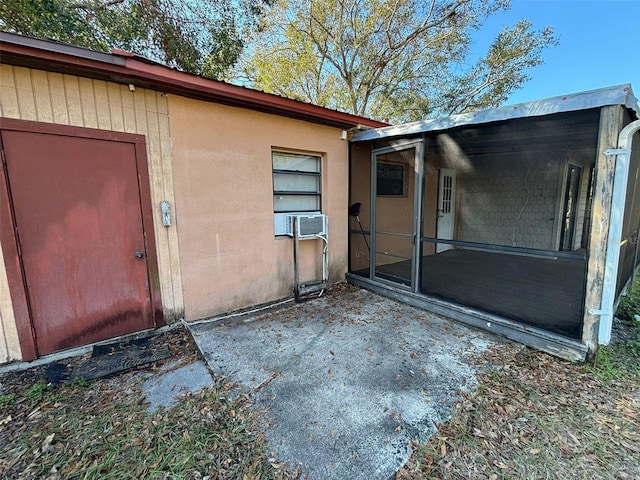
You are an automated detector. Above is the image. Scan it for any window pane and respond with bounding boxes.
[274,194,320,212]
[273,152,320,173]
[377,162,404,196]
[273,172,320,193]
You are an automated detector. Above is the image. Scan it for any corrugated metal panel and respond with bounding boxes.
[0,65,184,361]
[352,84,639,142]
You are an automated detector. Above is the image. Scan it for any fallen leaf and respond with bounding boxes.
[41,433,55,453]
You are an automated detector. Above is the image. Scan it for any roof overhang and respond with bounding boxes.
[0,32,386,130]
[352,84,639,142]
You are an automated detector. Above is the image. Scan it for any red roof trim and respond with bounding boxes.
[0,34,386,129]
[122,58,384,128]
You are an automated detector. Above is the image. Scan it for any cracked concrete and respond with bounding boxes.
[189,285,506,479]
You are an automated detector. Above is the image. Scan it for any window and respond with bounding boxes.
[377,162,405,196]
[272,151,321,213]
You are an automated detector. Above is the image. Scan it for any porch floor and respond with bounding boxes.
[355,249,586,339]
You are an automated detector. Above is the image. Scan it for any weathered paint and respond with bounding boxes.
[0,65,183,361]
[0,32,384,131]
[347,273,588,362]
[2,129,156,355]
[168,96,350,319]
[582,105,626,354]
[0,151,22,363]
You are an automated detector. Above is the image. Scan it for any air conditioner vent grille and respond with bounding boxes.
[286,214,327,238]
[299,216,325,236]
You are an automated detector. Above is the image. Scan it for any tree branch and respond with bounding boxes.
[68,0,127,10]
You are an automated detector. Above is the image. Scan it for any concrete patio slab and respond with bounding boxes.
[188,285,507,479]
[141,359,213,411]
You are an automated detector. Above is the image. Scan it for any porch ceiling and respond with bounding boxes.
[425,109,601,155]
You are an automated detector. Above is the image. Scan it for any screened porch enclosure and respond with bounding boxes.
[349,109,602,340]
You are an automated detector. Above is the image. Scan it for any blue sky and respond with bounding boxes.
[473,0,640,105]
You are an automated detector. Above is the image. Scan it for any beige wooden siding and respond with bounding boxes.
[0,65,184,362]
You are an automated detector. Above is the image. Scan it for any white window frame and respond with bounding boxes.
[272,150,322,236]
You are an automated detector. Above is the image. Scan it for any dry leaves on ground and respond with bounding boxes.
[398,320,640,480]
[0,326,294,480]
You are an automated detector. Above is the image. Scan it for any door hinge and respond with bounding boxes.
[0,148,6,165]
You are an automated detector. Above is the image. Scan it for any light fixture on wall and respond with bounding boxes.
[340,130,348,140]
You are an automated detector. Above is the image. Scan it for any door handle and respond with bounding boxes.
[135,251,145,259]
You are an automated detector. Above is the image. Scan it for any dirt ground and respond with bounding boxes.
[1,287,639,479]
[397,315,640,480]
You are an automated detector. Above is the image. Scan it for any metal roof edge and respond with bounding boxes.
[121,58,386,129]
[352,84,639,142]
[0,31,125,66]
[0,31,385,130]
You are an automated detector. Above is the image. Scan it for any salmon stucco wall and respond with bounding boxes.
[0,65,184,362]
[349,142,372,272]
[168,96,350,319]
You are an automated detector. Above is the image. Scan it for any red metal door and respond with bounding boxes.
[1,130,155,355]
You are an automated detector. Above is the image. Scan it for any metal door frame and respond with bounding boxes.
[0,118,164,361]
[559,162,583,251]
[370,140,424,292]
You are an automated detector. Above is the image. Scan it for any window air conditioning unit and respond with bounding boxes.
[286,214,328,238]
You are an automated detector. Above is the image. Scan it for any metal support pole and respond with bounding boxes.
[293,216,300,302]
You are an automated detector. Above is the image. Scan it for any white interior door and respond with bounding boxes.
[436,168,456,253]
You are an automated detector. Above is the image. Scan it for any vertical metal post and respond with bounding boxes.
[293,216,300,302]
[322,221,329,284]
[412,140,424,293]
[597,119,640,344]
[369,148,377,280]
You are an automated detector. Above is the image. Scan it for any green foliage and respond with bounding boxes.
[25,382,53,402]
[70,376,89,388]
[592,345,625,380]
[239,0,558,121]
[0,393,16,406]
[617,275,640,322]
[0,0,270,79]
[591,337,640,381]
[589,276,640,381]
